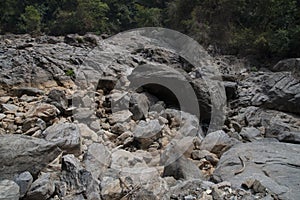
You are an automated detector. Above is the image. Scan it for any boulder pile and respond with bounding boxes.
[0,31,299,200]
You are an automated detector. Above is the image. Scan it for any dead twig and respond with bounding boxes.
[234,155,246,175]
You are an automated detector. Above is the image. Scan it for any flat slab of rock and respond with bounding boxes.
[0,135,61,180]
[213,141,300,200]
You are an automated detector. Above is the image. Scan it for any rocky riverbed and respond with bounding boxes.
[0,29,300,200]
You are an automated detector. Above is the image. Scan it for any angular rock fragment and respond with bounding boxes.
[240,127,261,141]
[108,110,132,125]
[0,134,61,180]
[133,119,163,149]
[200,130,239,157]
[46,89,68,113]
[162,156,204,180]
[61,154,101,199]
[26,103,59,122]
[25,173,55,200]
[129,92,149,120]
[14,171,33,198]
[13,87,44,97]
[42,123,81,155]
[84,143,111,179]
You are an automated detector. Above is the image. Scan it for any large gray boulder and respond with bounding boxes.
[272,58,300,75]
[213,141,300,200]
[0,135,61,180]
[234,106,300,144]
[237,72,300,115]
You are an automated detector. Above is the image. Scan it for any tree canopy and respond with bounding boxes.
[0,0,299,60]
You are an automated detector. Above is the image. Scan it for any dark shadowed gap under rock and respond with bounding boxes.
[140,84,180,110]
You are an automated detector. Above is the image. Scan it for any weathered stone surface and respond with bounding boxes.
[191,150,219,166]
[213,141,300,200]
[129,92,149,120]
[108,110,132,125]
[46,89,68,113]
[97,77,117,94]
[0,134,61,180]
[2,104,19,113]
[2,29,300,200]
[100,176,122,200]
[78,123,99,142]
[14,171,33,198]
[200,130,239,157]
[234,106,300,144]
[42,123,81,155]
[26,173,55,200]
[237,72,300,115]
[61,154,100,199]
[73,107,94,120]
[272,58,300,75]
[26,103,59,121]
[165,109,201,137]
[163,156,204,180]
[169,179,209,199]
[13,87,44,97]
[240,127,261,141]
[224,81,237,100]
[22,117,46,133]
[83,143,111,179]
[111,149,148,170]
[133,119,163,149]
[0,180,20,200]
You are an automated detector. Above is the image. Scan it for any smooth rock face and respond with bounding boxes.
[42,123,81,155]
[213,141,300,200]
[0,180,20,200]
[14,171,33,198]
[0,134,61,180]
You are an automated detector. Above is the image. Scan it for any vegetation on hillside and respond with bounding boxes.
[1,0,299,60]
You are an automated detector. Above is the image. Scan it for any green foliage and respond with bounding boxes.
[135,4,162,27]
[76,0,109,33]
[20,6,42,33]
[65,68,75,77]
